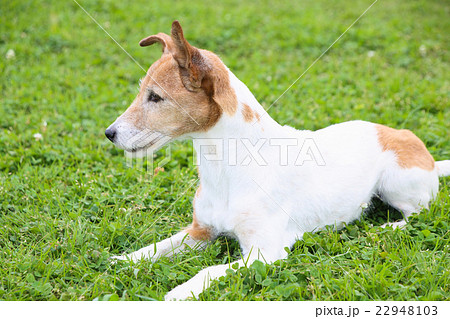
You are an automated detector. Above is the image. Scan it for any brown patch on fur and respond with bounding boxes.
[376,124,435,170]
[186,185,212,241]
[186,218,211,241]
[254,112,261,122]
[242,103,254,122]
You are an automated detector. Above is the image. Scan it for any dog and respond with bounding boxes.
[105,21,450,300]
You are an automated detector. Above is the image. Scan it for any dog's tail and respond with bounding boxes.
[436,160,450,177]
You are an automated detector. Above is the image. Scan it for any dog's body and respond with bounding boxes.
[106,21,450,300]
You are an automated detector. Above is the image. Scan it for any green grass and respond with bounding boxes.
[0,0,449,301]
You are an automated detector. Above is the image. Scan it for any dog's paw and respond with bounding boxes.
[164,285,196,301]
[380,220,407,230]
[109,252,156,265]
[109,254,132,265]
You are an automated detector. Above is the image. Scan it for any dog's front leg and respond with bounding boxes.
[164,248,285,300]
[111,230,208,263]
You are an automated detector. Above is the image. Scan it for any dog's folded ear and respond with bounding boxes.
[139,33,173,54]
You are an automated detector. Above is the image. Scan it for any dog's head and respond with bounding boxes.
[105,21,237,154]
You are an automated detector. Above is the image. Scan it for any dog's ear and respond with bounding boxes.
[171,21,237,113]
[170,20,205,91]
[139,33,173,54]
[170,21,193,69]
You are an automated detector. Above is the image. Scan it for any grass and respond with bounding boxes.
[0,0,449,301]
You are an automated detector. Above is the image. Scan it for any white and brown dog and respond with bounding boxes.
[105,21,450,300]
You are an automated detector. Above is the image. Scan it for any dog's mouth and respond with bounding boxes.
[124,132,172,155]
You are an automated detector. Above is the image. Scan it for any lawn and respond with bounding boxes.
[0,0,449,301]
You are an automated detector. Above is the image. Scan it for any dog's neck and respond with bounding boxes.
[192,70,281,140]
[190,70,283,187]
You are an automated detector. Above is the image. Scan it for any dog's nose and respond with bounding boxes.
[105,127,116,142]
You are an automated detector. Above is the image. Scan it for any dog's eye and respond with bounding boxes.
[148,91,163,103]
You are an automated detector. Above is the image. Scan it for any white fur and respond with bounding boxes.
[437,160,450,177]
[112,68,445,301]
